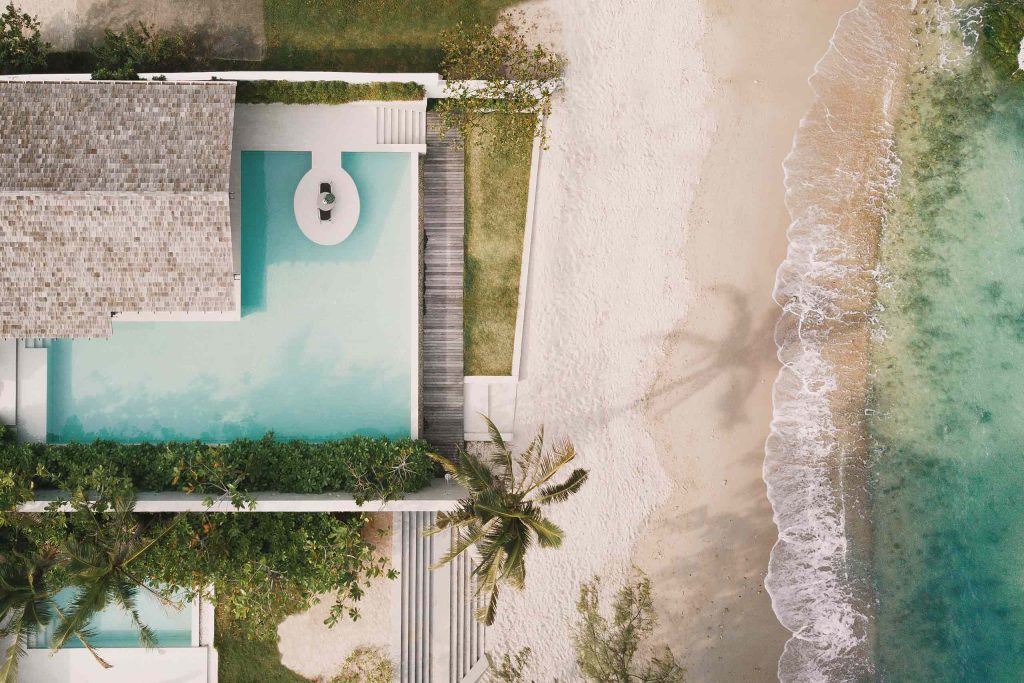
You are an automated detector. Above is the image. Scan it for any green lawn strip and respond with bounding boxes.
[463,114,535,376]
[262,0,518,71]
[216,613,309,683]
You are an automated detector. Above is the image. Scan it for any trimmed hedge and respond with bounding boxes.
[234,79,424,104]
[0,431,436,503]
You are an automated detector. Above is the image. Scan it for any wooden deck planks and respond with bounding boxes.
[421,114,465,457]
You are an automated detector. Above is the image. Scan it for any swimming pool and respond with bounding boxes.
[29,588,193,649]
[47,151,415,443]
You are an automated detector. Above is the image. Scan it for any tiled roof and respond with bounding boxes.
[0,80,237,339]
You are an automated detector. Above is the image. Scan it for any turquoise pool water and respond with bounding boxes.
[47,152,414,443]
[29,588,192,649]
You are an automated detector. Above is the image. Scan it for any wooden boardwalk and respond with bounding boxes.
[421,114,465,457]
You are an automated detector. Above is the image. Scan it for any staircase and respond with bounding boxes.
[377,107,426,145]
[396,512,488,683]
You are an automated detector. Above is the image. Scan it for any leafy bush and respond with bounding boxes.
[435,12,564,152]
[234,79,424,104]
[332,646,394,683]
[572,572,685,682]
[485,647,534,682]
[91,23,201,80]
[140,511,391,639]
[0,2,48,75]
[0,432,436,504]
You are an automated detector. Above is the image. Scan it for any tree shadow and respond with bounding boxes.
[646,284,779,429]
[73,0,266,61]
[638,460,785,681]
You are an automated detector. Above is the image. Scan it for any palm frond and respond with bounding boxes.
[514,427,545,489]
[0,631,25,683]
[427,450,459,477]
[452,452,496,494]
[522,438,577,494]
[533,468,589,505]
[524,514,564,548]
[430,522,488,570]
[499,526,529,590]
[424,503,476,536]
[483,417,514,485]
[50,583,108,653]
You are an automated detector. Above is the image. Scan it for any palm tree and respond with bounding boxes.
[426,419,589,625]
[0,547,111,682]
[50,492,185,653]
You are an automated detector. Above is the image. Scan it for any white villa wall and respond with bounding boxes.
[0,340,14,426]
[19,647,210,683]
[15,343,46,443]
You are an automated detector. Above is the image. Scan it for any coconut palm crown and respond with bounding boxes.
[426,419,588,625]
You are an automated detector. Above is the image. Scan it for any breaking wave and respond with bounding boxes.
[764,1,914,680]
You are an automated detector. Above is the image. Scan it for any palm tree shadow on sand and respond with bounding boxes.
[646,284,779,429]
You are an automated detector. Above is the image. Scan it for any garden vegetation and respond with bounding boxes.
[0,427,436,507]
[91,23,202,80]
[0,484,392,681]
[0,1,47,74]
[234,79,424,104]
[435,13,565,153]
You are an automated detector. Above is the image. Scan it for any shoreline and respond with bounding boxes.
[634,1,856,680]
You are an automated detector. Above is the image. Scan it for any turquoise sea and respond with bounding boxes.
[871,9,1024,680]
[769,1,1024,680]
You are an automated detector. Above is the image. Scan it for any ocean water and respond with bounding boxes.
[871,13,1024,681]
[769,1,1024,680]
[47,151,414,443]
[29,587,192,649]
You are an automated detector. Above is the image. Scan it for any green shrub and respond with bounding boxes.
[234,79,424,104]
[434,12,564,152]
[140,512,391,639]
[0,1,48,75]
[91,22,202,80]
[332,646,394,683]
[0,433,436,504]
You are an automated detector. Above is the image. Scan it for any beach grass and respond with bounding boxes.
[216,613,308,683]
[261,0,520,72]
[464,114,535,376]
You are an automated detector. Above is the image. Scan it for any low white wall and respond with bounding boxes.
[18,479,466,513]
[19,647,210,683]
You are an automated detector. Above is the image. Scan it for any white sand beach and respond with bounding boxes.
[497,0,855,680]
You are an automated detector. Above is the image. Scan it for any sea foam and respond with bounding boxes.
[766,1,913,680]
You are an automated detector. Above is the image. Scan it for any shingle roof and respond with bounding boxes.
[0,80,237,339]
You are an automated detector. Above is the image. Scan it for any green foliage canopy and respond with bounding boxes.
[434,12,565,153]
[0,428,436,505]
[91,23,201,80]
[0,2,48,75]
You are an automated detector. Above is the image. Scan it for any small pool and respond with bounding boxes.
[29,588,193,649]
[47,152,415,443]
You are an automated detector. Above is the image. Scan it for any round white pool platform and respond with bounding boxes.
[293,166,360,246]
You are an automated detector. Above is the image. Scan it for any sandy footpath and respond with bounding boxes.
[501,0,855,680]
[634,1,855,681]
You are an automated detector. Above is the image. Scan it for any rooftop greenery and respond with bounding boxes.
[0,428,436,507]
[234,79,423,104]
